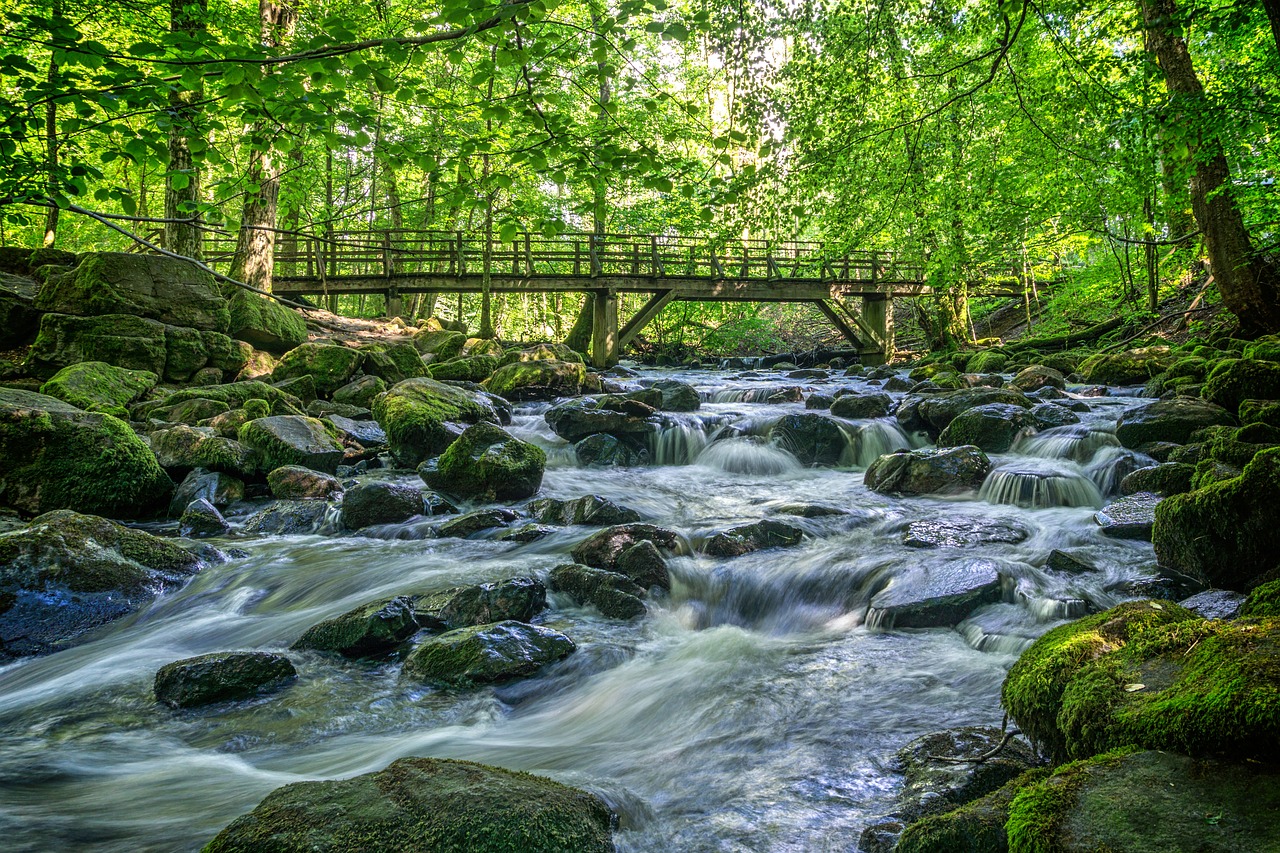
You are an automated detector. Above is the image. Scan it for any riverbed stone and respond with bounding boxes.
[937,403,1038,453]
[339,481,425,529]
[571,523,679,574]
[271,343,364,399]
[1078,347,1174,385]
[267,465,342,500]
[1177,589,1247,620]
[865,446,992,496]
[435,508,518,538]
[830,392,892,419]
[1118,462,1194,496]
[292,596,419,657]
[1114,397,1236,448]
[225,290,307,354]
[201,756,615,853]
[0,388,173,517]
[237,416,345,474]
[1045,549,1095,575]
[242,500,332,535]
[180,498,229,538]
[614,539,671,590]
[1203,358,1280,412]
[38,361,159,415]
[0,510,202,658]
[1094,492,1162,540]
[574,433,649,467]
[358,341,429,385]
[545,397,655,443]
[1029,402,1081,429]
[648,378,700,411]
[483,359,592,401]
[1153,447,1280,591]
[769,413,849,466]
[413,577,547,631]
[701,519,805,558]
[903,517,1030,548]
[332,374,386,408]
[371,377,503,466]
[527,495,642,527]
[418,423,545,502]
[401,620,575,687]
[1009,364,1066,392]
[150,425,258,479]
[905,388,1032,438]
[547,563,647,619]
[169,468,245,515]
[154,651,295,709]
[324,414,386,449]
[869,559,1004,628]
[36,252,230,332]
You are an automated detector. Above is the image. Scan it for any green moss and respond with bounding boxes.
[413,329,467,359]
[897,767,1051,853]
[966,350,1009,374]
[1242,581,1280,619]
[1001,601,1196,762]
[237,416,344,474]
[272,343,365,398]
[1005,748,1141,853]
[39,361,158,412]
[1242,335,1280,362]
[132,381,303,420]
[1203,358,1280,412]
[483,359,589,401]
[427,355,500,382]
[225,289,307,354]
[1164,356,1207,380]
[358,342,428,384]
[1240,400,1280,429]
[499,343,584,366]
[461,337,506,358]
[419,422,545,501]
[370,377,500,466]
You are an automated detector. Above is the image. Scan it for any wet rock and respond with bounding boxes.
[202,756,615,853]
[937,403,1038,453]
[225,290,307,354]
[830,392,892,419]
[180,498,229,538]
[805,393,834,410]
[1118,462,1194,496]
[647,378,700,411]
[865,446,992,496]
[1178,589,1246,620]
[527,495,642,526]
[483,359,593,401]
[325,414,386,448]
[291,596,419,657]
[418,423,545,501]
[150,425,257,479]
[0,388,172,517]
[154,651,295,709]
[0,511,201,658]
[903,518,1029,548]
[496,522,553,542]
[701,519,805,558]
[242,500,331,535]
[574,433,649,467]
[1045,549,1095,575]
[571,523,679,574]
[1114,398,1236,449]
[339,481,425,529]
[883,376,914,392]
[774,503,848,517]
[893,768,1048,853]
[414,577,547,631]
[1095,492,1162,540]
[1009,364,1066,392]
[238,416,345,474]
[548,563,647,619]
[169,468,244,515]
[1202,358,1280,412]
[545,397,656,443]
[332,374,386,408]
[1030,402,1081,430]
[769,413,849,466]
[0,275,40,348]
[903,388,1032,438]
[401,620,575,687]
[869,559,1005,628]
[614,540,671,590]
[1003,751,1280,853]
[435,508,518,538]
[267,465,342,501]
[371,377,504,466]
[1078,347,1174,385]
[38,361,158,414]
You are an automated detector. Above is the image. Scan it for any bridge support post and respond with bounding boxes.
[386,286,403,319]
[861,294,894,365]
[591,289,618,368]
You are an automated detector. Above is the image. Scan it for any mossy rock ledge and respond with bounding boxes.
[38,361,158,415]
[371,378,505,466]
[418,423,546,502]
[201,756,615,853]
[482,359,595,402]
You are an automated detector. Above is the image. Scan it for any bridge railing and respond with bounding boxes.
[204,229,927,286]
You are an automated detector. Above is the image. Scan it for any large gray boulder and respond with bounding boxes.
[868,558,1004,628]
[401,620,575,687]
[237,416,345,474]
[339,481,425,528]
[154,651,295,709]
[1114,397,1237,448]
[865,446,992,496]
[769,413,849,466]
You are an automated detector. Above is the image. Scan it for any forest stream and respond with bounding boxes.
[0,365,1164,852]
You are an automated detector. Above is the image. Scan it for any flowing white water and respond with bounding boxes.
[0,366,1167,852]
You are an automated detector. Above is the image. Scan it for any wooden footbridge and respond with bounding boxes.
[208,229,1033,367]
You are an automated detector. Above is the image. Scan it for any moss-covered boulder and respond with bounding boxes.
[1001,601,1198,761]
[38,361,158,415]
[965,350,1008,374]
[483,359,592,402]
[865,446,992,496]
[371,378,504,466]
[1005,749,1280,853]
[1153,447,1280,590]
[135,380,304,421]
[225,289,307,354]
[0,510,201,658]
[1009,365,1066,392]
[202,756,615,853]
[36,252,230,332]
[332,374,386,409]
[272,343,364,398]
[1114,397,1236,448]
[1241,580,1280,619]
[547,563,647,619]
[428,354,501,382]
[154,651,295,709]
[0,388,172,517]
[413,577,547,631]
[418,423,545,501]
[570,523,679,581]
[238,416,345,474]
[500,342,584,365]
[1240,399,1280,428]
[1078,347,1174,386]
[401,621,575,687]
[291,596,419,658]
[358,341,429,385]
[150,425,258,478]
[339,481,425,528]
[903,388,1032,439]
[830,392,892,419]
[412,328,467,359]
[937,403,1038,453]
[895,768,1050,853]
[1118,462,1195,496]
[1202,357,1280,413]
[267,465,341,500]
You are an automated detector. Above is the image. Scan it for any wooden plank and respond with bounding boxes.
[591,289,619,368]
[813,300,877,352]
[618,289,676,349]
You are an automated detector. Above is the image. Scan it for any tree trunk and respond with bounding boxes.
[164,0,206,259]
[1143,0,1280,332]
[228,0,297,291]
[42,4,60,249]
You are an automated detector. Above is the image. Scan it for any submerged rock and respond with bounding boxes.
[291,596,419,658]
[701,519,805,558]
[869,559,1004,628]
[903,518,1029,548]
[548,563,647,619]
[154,651,296,709]
[865,446,992,496]
[769,413,848,466]
[242,500,332,535]
[201,756,615,853]
[434,508,518,539]
[937,403,1038,453]
[401,620,575,687]
[418,423,545,502]
[527,495,642,526]
[1094,492,1163,540]
[571,523,679,576]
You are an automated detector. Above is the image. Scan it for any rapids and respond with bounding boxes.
[0,366,1165,852]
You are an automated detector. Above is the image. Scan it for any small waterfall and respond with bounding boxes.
[651,419,713,465]
[978,460,1104,509]
[1016,424,1119,463]
[842,420,913,468]
[1086,446,1153,496]
[697,437,803,475]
